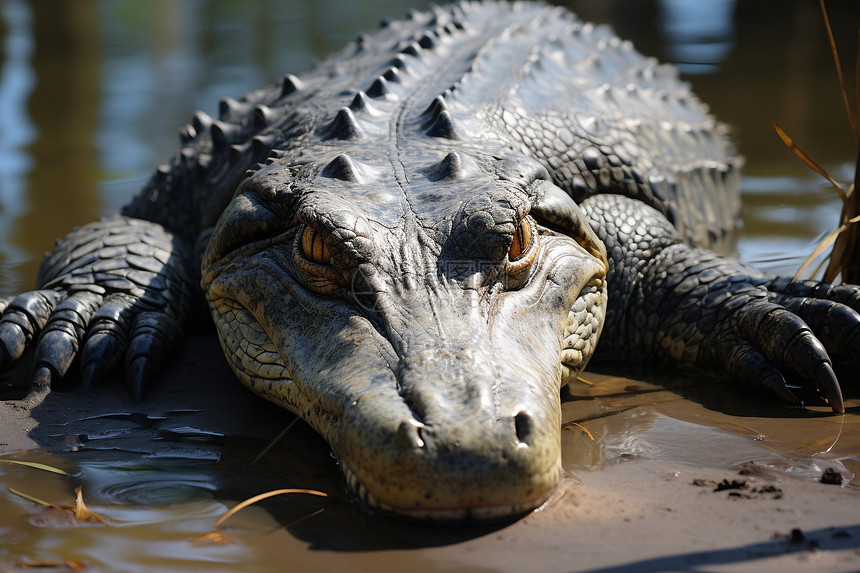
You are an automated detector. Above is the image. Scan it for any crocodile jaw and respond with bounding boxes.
[204,233,606,519]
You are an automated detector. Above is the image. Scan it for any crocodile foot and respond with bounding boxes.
[0,216,199,401]
[695,274,860,413]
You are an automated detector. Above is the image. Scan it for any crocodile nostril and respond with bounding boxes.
[397,419,427,450]
[514,411,533,446]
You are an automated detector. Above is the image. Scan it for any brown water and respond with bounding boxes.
[0,0,859,571]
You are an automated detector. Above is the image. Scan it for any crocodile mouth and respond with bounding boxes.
[210,300,292,397]
[207,291,565,518]
[207,283,354,427]
[560,275,606,380]
[340,461,558,521]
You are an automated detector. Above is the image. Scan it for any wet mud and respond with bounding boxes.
[1,335,858,572]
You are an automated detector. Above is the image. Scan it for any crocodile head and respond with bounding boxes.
[201,146,607,520]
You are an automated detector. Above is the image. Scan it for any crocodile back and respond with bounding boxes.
[124,1,740,250]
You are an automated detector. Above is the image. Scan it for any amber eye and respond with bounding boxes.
[301,226,331,265]
[509,217,532,261]
[507,216,538,274]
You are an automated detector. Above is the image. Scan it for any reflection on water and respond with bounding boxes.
[658,0,737,74]
[0,0,859,570]
[561,369,857,479]
[0,0,34,288]
[0,0,431,295]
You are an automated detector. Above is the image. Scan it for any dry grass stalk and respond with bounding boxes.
[191,488,327,544]
[783,0,859,284]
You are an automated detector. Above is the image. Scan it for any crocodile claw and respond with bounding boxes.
[0,290,63,371]
[126,356,150,403]
[675,271,858,413]
[79,294,135,388]
[726,340,804,409]
[31,365,53,394]
[767,280,860,412]
[81,361,102,390]
[27,291,104,392]
[758,371,802,408]
[80,336,122,389]
[814,361,844,413]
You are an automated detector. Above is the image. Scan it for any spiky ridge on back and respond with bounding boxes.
[123,1,739,252]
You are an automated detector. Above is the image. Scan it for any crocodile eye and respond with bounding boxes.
[294,225,342,295]
[507,216,538,274]
[301,226,331,265]
[509,217,532,261]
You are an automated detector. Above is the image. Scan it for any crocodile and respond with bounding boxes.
[0,1,857,520]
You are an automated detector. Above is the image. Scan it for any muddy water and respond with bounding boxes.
[0,0,859,571]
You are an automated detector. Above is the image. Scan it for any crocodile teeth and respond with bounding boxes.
[357,483,370,505]
[338,462,543,521]
[342,464,381,510]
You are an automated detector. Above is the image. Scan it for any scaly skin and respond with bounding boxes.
[1,2,858,519]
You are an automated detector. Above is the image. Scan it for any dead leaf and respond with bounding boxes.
[781,1,860,284]
[10,486,107,527]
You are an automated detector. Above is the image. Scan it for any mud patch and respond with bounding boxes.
[691,477,785,500]
[820,467,845,485]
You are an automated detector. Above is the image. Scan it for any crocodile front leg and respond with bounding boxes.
[0,216,202,401]
[583,193,859,412]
